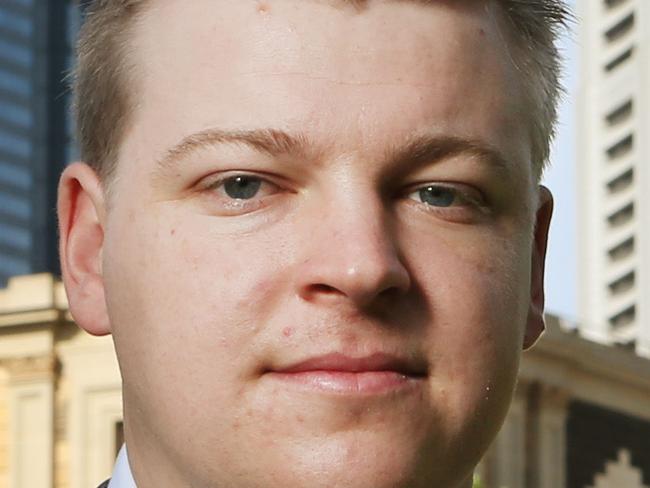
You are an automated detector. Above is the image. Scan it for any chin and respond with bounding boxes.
[266,463,473,488]
[248,433,476,488]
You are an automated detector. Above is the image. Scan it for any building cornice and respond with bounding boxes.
[533,315,650,389]
[0,273,69,328]
[522,314,650,420]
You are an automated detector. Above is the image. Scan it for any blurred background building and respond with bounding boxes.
[0,1,649,488]
[0,0,80,288]
[577,0,650,357]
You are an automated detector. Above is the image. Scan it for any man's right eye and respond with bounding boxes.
[222,175,263,200]
[198,172,284,216]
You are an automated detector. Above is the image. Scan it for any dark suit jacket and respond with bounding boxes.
[97,480,110,488]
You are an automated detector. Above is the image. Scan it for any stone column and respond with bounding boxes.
[2,354,56,488]
[536,384,569,488]
[483,380,529,488]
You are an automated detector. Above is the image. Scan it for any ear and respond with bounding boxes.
[58,162,111,336]
[523,185,554,350]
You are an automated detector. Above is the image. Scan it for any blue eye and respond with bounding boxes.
[201,173,284,216]
[414,185,456,207]
[223,176,263,200]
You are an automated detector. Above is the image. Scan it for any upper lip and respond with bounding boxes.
[272,352,427,377]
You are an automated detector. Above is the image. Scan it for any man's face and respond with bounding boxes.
[97,1,544,486]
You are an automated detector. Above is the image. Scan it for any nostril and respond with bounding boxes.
[311,283,339,294]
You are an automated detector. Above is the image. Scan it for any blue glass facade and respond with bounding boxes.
[0,0,79,287]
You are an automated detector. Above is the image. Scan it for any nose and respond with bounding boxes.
[296,199,411,309]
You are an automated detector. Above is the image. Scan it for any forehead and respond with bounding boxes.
[120,0,529,180]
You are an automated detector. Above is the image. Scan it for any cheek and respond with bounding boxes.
[405,228,530,412]
[103,207,296,443]
[105,205,300,381]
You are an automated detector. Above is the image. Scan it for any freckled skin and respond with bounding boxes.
[58,1,553,487]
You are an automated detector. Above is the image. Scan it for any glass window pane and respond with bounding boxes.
[0,69,31,96]
[0,131,30,158]
[0,9,33,37]
[0,222,30,248]
[0,253,30,278]
[0,39,32,68]
[0,160,30,189]
[0,99,32,127]
[0,192,30,219]
[6,0,34,7]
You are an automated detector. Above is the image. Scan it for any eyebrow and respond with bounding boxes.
[384,133,512,178]
[155,127,512,179]
[155,128,314,177]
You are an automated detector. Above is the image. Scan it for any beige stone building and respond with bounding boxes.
[1,273,650,488]
[0,275,121,488]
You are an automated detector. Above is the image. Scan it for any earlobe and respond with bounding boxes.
[523,185,554,350]
[58,162,111,336]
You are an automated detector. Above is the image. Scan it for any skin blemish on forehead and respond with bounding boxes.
[256,0,271,14]
[282,326,295,338]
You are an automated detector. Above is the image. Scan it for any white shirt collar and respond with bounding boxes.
[107,445,137,488]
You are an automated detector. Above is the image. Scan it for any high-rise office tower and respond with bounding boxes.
[578,0,650,356]
[0,1,81,287]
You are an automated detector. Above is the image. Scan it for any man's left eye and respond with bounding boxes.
[408,183,483,208]
[409,185,458,208]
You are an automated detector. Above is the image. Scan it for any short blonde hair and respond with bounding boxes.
[73,0,571,183]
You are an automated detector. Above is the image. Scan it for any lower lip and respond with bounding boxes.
[266,370,424,395]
